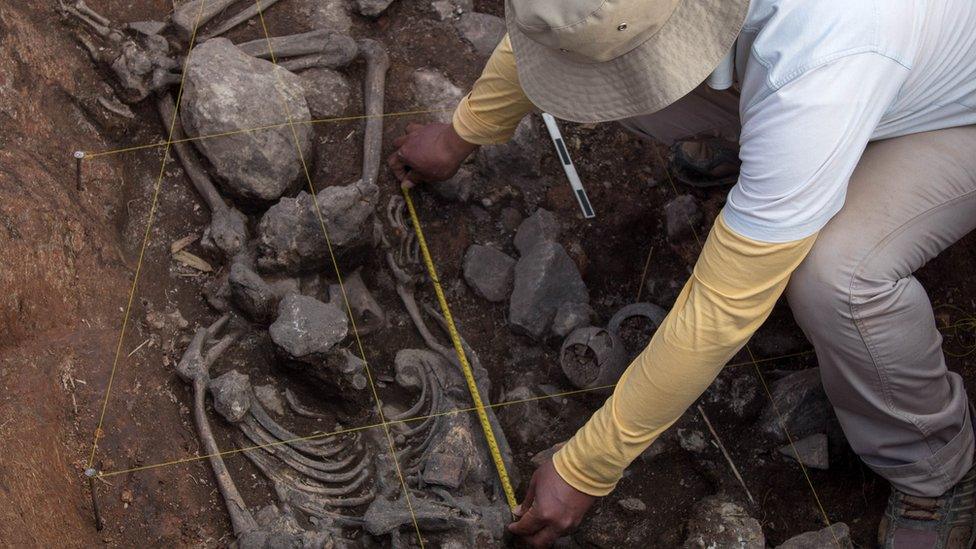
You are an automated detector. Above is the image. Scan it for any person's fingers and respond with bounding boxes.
[392,132,411,148]
[400,171,416,190]
[387,152,409,181]
[507,506,546,537]
[520,470,540,512]
[405,122,424,134]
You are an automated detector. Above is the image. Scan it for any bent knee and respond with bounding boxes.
[786,235,861,327]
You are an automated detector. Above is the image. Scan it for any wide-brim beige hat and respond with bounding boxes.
[506,0,750,123]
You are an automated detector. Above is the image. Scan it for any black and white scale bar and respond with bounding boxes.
[542,112,595,219]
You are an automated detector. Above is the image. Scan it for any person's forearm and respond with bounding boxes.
[452,34,536,145]
[553,212,818,496]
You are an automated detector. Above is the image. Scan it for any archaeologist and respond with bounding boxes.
[389,0,976,546]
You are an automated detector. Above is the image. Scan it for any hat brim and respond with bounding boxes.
[507,0,750,123]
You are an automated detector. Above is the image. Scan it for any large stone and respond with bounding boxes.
[254,384,286,416]
[758,368,833,441]
[510,241,589,339]
[298,68,351,119]
[430,0,472,20]
[256,180,379,274]
[776,523,851,549]
[298,0,352,32]
[462,244,515,302]
[455,12,506,57]
[476,115,545,180]
[665,195,702,241]
[498,386,550,446]
[411,69,463,124]
[422,451,466,489]
[683,497,765,549]
[355,0,395,17]
[514,208,561,255]
[779,433,829,470]
[551,302,594,338]
[431,166,473,203]
[209,370,252,423]
[181,38,312,203]
[269,294,348,362]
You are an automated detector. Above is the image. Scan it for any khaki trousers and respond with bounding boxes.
[624,86,976,497]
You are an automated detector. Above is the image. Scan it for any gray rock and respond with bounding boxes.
[683,497,765,549]
[677,428,708,453]
[463,244,516,302]
[759,368,832,441]
[779,433,829,470]
[430,0,472,20]
[254,384,286,416]
[209,370,252,423]
[499,207,523,232]
[705,372,760,417]
[499,386,549,446]
[551,302,594,338]
[514,208,561,255]
[510,241,589,339]
[431,166,473,202]
[411,68,463,124]
[422,452,467,489]
[298,0,352,32]
[455,12,506,57]
[256,180,379,274]
[298,68,351,119]
[665,195,702,241]
[477,115,545,180]
[776,523,852,549]
[228,262,277,323]
[181,38,312,203]
[356,0,395,17]
[269,294,348,362]
[618,498,647,513]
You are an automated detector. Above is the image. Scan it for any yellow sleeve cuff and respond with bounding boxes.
[452,94,518,145]
[552,211,818,496]
[451,34,535,145]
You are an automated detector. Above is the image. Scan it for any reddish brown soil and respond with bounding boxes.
[3,1,976,548]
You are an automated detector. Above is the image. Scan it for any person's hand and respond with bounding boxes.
[508,458,596,547]
[387,122,478,189]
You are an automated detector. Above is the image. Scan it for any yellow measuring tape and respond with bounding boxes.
[402,187,519,512]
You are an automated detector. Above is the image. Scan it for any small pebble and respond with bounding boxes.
[618,497,646,512]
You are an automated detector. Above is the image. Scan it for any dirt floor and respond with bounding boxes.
[2,1,976,547]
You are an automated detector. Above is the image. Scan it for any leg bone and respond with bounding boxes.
[199,0,284,41]
[171,0,239,39]
[236,30,358,66]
